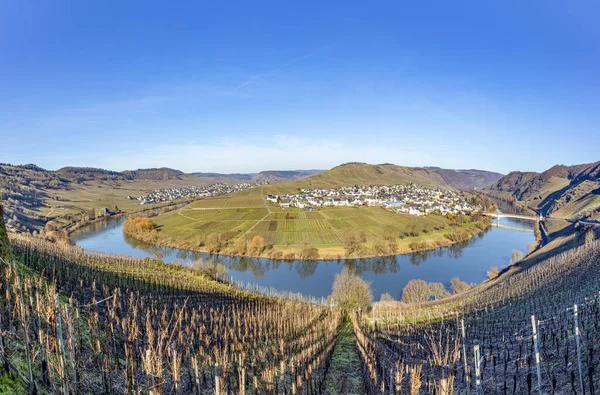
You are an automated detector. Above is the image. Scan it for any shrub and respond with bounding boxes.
[372,239,391,256]
[428,282,449,300]
[408,241,430,252]
[249,236,266,255]
[45,230,72,245]
[205,233,225,253]
[0,204,12,261]
[487,266,500,280]
[402,279,449,303]
[268,250,283,260]
[298,247,319,260]
[450,277,471,294]
[380,292,395,302]
[510,250,524,264]
[233,237,248,255]
[123,216,155,234]
[401,279,431,303]
[344,231,364,257]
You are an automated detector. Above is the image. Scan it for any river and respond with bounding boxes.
[71,210,536,300]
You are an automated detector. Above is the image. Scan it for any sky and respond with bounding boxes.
[1,1,599,174]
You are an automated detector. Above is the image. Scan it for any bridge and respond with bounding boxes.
[483,213,542,222]
[491,223,534,233]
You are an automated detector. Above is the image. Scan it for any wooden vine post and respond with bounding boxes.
[474,340,483,394]
[573,305,584,392]
[215,363,220,395]
[16,268,34,394]
[56,293,69,395]
[531,315,542,395]
[462,318,470,394]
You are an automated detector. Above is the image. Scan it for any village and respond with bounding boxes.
[133,181,269,204]
[267,183,479,216]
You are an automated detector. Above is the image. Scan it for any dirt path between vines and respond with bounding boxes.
[322,320,365,395]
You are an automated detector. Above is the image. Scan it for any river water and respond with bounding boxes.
[71,212,535,300]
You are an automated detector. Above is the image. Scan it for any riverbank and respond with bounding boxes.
[63,199,192,235]
[121,216,492,260]
[73,214,533,299]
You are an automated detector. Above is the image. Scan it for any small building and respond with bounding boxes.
[385,201,405,209]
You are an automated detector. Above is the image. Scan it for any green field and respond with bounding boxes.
[142,186,487,259]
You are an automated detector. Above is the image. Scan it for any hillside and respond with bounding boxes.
[121,167,185,180]
[425,167,504,189]
[192,172,255,180]
[253,169,323,181]
[273,163,502,191]
[5,197,600,393]
[193,169,324,181]
[484,160,600,219]
[57,166,185,181]
[0,163,217,233]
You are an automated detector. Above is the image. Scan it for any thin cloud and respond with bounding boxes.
[226,50,321,95]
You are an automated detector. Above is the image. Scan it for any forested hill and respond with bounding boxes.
[57,166,185,181]
[483,160,600,219]
[281,163,503,190]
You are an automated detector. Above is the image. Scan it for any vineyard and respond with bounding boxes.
[147,186,486,260]
[355,237,600,394]
[0,234,339,394]
[2,200,600,393]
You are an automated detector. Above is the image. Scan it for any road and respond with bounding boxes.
[239,187,272,239]
[483,212,540,221]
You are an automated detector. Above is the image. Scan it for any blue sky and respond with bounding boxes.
[1,1,599,174]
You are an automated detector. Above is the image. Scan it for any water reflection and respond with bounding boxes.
[72,213,535,299]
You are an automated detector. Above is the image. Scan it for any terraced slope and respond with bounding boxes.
[484,161,600,219]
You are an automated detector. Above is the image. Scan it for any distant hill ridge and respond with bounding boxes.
[193,169,324,181]
[276,163,503,190]
[56,166,185,181]
[484,160,600,218]
[2,163,502,189]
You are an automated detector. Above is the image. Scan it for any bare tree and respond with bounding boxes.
[402,279,431,303]
[428,282,450,300]
[331,267,373,317]
[487,266,500,279]
[450,277,471,294]
[510,249,524,264]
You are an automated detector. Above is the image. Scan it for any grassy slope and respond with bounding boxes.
[267,163,452,190]
[323,321,365,395]
[553,194,600,219]
[41,176,225,227]
[526,176,571,209]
